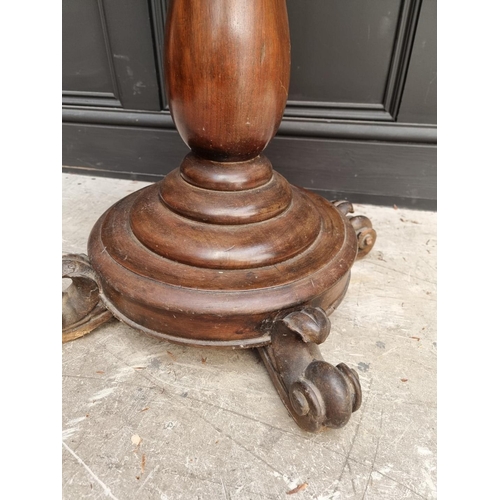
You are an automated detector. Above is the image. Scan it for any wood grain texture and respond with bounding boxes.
[180,153,273,191]
[165,0,290,161]
[86,0,361,345]
[88,184,356,343]
[129,184,320,269]
[160,164,291,224]
[98,192,348,291]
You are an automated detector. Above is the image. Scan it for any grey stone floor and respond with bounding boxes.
[62,173,437,500]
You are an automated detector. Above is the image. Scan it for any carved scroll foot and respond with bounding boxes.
[258,307,362,432]
[331,200,376,259]
[62,253,114,343]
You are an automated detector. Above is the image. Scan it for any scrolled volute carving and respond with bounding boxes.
[259,306,362,432]
[280,306,331,344]
[62,253,113,343]
[331,200,377,259]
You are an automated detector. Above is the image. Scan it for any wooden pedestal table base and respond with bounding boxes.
[61,190,375,433]
[61,0,377,433]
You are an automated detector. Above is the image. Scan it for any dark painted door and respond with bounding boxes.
[63,0,436,209]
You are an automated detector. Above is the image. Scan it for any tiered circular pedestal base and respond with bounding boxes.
[64,0,377,433]
[87,157,358,348]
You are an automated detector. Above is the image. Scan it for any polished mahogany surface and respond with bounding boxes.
[88,180,356,345]
[87,0,359,346]
[61,0,375,434]
[165,0,290,161]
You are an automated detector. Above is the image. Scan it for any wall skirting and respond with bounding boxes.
[63,106,436,210]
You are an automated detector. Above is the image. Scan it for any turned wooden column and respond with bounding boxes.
[64,0,376,433]
[166,0,290,163]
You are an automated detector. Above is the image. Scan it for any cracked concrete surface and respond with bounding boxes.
[62,173,437,500]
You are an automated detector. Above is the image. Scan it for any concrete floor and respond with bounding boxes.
[62,173,437,500]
